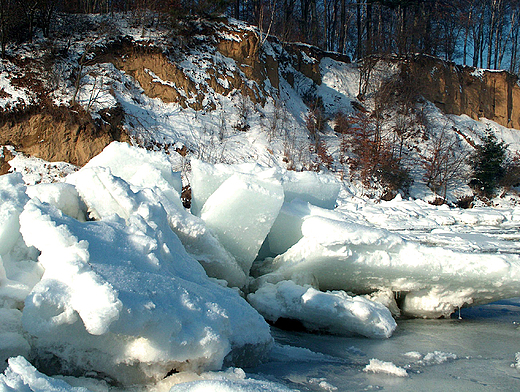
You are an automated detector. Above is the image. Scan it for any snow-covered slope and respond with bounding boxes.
[2,13,520,203]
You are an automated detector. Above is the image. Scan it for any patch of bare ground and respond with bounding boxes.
[0,103,129,167]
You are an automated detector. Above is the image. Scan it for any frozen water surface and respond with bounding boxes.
[247,299,520,391]
[244,221,520,392]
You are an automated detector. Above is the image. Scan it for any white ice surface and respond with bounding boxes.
[67,165,247,288]
[84,141,183,208]
[265,198,357,257]
[279,170,341,210]
[189,160,339,218]
[0,173,29,257]
[18,198,272,384]
[248,280,396,338]
[0,174,39,370]
[0,356,89,392]
[189,159,281,217]
[26,183,87,221]
[169,379,297,392]
[363,359,408,377]
[259,213,520,318]
[201,173,284,275]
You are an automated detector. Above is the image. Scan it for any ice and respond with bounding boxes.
[248,281,396,338]
[67,166,247,288]
[189,159,280,216]
[0,174,40,369]
[259,214,520,318]
[0,356,88,392]
[84,141,183,208]
[167,208,248,288]
[201,173,284,275]
[169,378,296,392]
[26,183,87,221]
[363,359,408,377]
[280,170,341,210]
[18,199,272,384]
[0,173,29,256]
[265,199,362,257]
[265,200,309,257]
[66,166,139,221]
[190,160,340,218]
[308,378,338,391]
[402,350,458,368]
[0,310,30,373]
[512,352,520,370]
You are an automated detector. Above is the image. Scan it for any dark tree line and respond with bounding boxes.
[3,0,520,74]
[244,0,520,74]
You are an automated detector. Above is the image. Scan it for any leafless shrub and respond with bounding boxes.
[335,111,409,192]
[422,126,469,200]
[233,93,251,132]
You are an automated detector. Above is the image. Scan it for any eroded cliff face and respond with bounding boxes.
[406,56,520,129]
[2,17,519,173]
[0,105,129,167]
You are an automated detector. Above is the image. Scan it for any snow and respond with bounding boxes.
[18,198,271,384]
[4,141,520,389]
[318,57,359,115]
[26,183,87,221]
[169,379,297,392]
[0,173,29,257]
[4,13,520,391]
[405,351,458,366]
[363,359,408,377]
[0,63,34,110]
[470,68,484,78]
[248,280,396,338]
[6,153,78,185]
[3,155,280,386]
[1,356,89,392]
[69,151,248,288]
[84,141,183,207]
[512,352,520,370]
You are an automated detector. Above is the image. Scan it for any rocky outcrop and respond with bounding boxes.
[406,56,520,129]
[0,105,128,167]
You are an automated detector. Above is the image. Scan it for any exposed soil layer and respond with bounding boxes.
[0,104,129,167]
[407,56,520,129]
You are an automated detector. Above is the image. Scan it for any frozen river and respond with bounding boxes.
[247,299,520,391]
[245,217,520,391]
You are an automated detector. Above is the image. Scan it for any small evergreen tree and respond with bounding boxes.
[470,131,508,198]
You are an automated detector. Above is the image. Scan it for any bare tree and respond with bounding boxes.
[423,126,469,200]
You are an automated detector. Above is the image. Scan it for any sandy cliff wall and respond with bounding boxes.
[407,56,520,129]
[0,105,128,167]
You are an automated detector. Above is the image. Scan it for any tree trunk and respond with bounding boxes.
[323,0,329,50]
[463,7,473,66]
[339,0,346,53]
[0,0,5,59]
[366,1,372,55]
[356,0,362,59]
